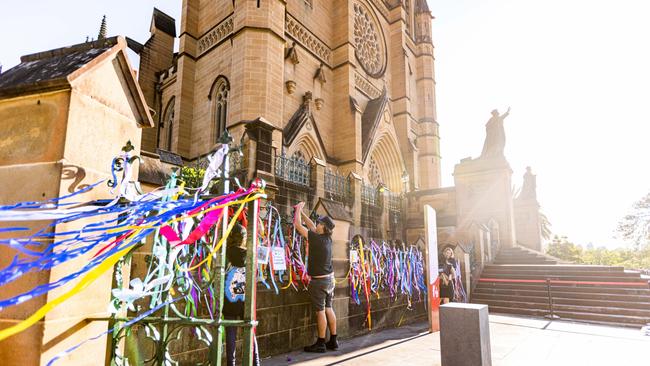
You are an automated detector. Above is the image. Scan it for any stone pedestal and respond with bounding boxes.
[453,156,516,248]
[514,198,543,252]
[440,303,492,366]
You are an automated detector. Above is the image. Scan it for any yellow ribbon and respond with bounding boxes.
[177,193,262,272]
[0,189,264,341]
[357,237,372,329]
[0,235,138,341]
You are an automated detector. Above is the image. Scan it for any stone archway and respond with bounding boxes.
[367,133,405,192]
[293,133,323,161]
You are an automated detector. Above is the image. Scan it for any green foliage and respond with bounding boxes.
[179,166,206,189]
[617,192,650,250]
[546,236,583,263]
[546,235,650,270]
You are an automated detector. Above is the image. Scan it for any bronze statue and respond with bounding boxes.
[481,107,510,158]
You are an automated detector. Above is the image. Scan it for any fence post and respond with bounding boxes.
[544,278,560,320]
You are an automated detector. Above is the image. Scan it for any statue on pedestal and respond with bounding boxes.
[480,107,510,158]
[518,166,537,201]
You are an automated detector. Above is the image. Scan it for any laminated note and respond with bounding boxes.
[271,247,287,271]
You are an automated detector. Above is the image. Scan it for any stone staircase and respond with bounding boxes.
[492,246,561,265]
[472,246,650,327]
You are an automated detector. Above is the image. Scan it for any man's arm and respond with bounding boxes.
[301,211,316,231]
[293,202,309,238]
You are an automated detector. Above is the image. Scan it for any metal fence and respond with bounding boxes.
[386,192,402,212]
[324,170,350,203]
[275,154,311,187]
[361,182,377,206]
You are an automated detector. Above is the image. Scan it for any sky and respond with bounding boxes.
[1,0,648,249]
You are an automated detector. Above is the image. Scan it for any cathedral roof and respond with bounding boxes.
[315,198,354,223]
[0,36,154,127]
[0,37,118,97]
[282,92,327,158]
[361,88,389,161]
[151,8,176,37]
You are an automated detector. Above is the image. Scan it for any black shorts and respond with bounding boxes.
[440,282,454,300]
[308,275,335,311]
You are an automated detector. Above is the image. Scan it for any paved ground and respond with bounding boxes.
[263,314,650,366]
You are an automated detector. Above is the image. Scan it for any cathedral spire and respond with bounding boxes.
[414,0,430,13]
[98,15,107,40]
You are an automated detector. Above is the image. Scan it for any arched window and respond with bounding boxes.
[160,97,175,151]
[368,157,382,187]
[210,77,230,143]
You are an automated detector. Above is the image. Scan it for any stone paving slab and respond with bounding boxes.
[263,314,649,366]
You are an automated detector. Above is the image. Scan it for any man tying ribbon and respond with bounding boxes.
[293,202,339,353]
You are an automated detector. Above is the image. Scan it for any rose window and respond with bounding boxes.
[353,2,386,78]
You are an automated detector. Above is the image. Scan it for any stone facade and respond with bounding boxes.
[0,0,548,363]
[138,0,440,194]
[0,37,152,366]
[135,0,438,359]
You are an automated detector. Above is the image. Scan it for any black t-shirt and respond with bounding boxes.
[223,246,246,317]
[440,258,456,275]
[307,230,333,276]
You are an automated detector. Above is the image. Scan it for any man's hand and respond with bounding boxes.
[293,202,309,238]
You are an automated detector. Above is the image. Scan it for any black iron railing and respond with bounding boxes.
[361,183,377,206]
[386,192,402,212]
[324,170,350,203]
[275,154,311,187]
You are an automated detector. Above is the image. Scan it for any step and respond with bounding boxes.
[475,281,650,295]
[472,287,650,303]
[497,252,552,258]
[493,258,557,263]
[481,269,640,278]
[496,253,550,258]
[474,299,650,318]
[485,265,627,271]
[493,261,557,265]
[472,293,650,310]
[477,273,647,283]
[484,306,648,327]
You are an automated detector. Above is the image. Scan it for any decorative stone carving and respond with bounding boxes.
[285,42,300,65]
[353,2,386,78]
[303,91,313,105]
[197,16,234,55]
[368,157,382,186]
[315,98,324,110]
[286,80,297,94]
[354,72,382,98]
[314,63,326,84]
[286,14,332,65]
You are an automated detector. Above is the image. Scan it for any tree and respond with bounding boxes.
[546,236,582,263]
[178,166,205,189]
[617,192,650,250]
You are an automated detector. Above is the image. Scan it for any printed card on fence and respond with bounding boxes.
[257,246,269,265]
[349,250,359,263]
[271,247,287,271]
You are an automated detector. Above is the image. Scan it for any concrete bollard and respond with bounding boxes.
[440,303,492,366]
